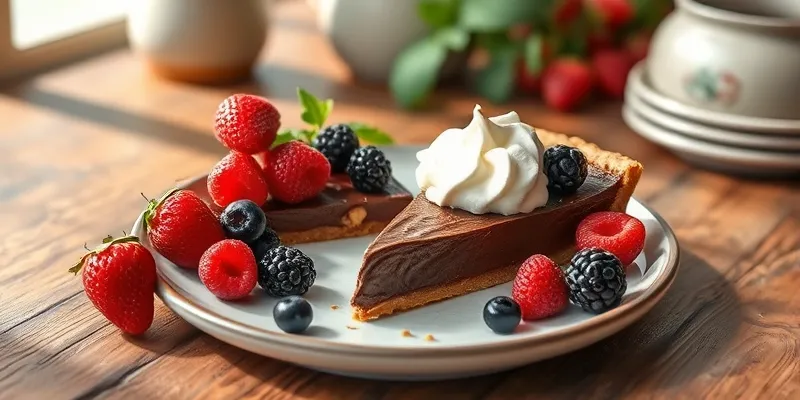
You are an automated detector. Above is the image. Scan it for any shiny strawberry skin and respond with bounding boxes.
[265,141,331,204]
[146,190,225,269]
[214,94,281,154]
[542,58,594,112]
[208,151,269,208]
[81,240,156,335]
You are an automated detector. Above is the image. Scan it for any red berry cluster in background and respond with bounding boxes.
[515,0,670,112]
[391,0,672,112]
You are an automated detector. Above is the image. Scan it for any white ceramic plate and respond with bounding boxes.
[133,146,680,380]
[623,106,800,177]
[625,89,800,151]
[628,63,800,135]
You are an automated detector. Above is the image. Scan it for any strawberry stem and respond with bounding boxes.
[69,235,140,275]
[142,187,180,229]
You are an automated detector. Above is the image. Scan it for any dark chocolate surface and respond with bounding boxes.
[352,168,622,309]
[187,174,413,233]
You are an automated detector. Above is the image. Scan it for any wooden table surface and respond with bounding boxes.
[2,2,798,399]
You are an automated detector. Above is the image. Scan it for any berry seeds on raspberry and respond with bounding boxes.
[313,124,360,173]
[214,94,280,154]
[199,240,258,300]
[511,254,569,321]
[208,151,270,208]
[265,141,331,204]
[347,146,392,193]
[576,211,645,266]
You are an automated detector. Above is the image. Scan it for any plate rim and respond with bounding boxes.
[622,106,800,167]
[625,89,800,150]
[140,168,680,357]
[628,63,800,134]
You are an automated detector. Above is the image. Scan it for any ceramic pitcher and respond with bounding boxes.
[127,0,270,84]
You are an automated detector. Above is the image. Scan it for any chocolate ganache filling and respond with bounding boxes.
[352,167,621,309]
[186,174,412,232]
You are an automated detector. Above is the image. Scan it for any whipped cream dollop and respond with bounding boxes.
[415,105,549,215]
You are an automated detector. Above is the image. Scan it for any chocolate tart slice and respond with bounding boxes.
[350,129,643,321]
[191,174,413,245]
[262,174,412,244]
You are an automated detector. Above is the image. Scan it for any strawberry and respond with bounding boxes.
[586,0,635,27]
[253,151,270,169]
[554,0,583,28]
[591,49,635,98]
[144,189,225,269]
[69,236,156,335]
[542,58,594,112]
[208,151,269,208]
[576,211,646,266]
[517,60,543,94]
[512,254,569,321]
[265,141,331,204]
[625,32,651,63]
[214,94,281,154]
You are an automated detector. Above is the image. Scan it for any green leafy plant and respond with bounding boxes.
[274,88,394,147]
[390,0,673,109]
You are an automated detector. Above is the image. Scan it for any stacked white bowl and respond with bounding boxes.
[622,0,800,177]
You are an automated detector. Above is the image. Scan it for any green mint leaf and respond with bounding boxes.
[459,0,541,32]
[418,0,461,28]
[272,128,316,148]
[474,42,518,103]
[389,37,448,109]
[297,88,333,129]
[349,123,395,145]
[433,26,470,52]
[523,34,544,75]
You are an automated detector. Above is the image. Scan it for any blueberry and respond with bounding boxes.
[220,200,267,243]
[273,296,313,334]
[250,227,282,261]
[483,296,521,334]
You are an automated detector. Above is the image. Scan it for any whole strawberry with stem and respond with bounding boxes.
[144,189,225,269]
[69,235,156,335]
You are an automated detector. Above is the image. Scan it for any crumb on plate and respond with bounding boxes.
[424,334,436,342]
[330,305,340,310]
[401,329,413,338]
[346,325,358,330]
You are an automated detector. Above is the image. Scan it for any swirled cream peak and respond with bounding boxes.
[415,105,549,215]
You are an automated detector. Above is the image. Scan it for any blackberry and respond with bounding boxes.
[543,145,588,195]
[258,246,316,297]
[219,200,267,243]
[346,146,391,193]
[565,248,627,314]
[249,227,281,261]
[312,124,360,172]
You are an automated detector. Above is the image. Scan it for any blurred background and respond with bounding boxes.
[1,0,799,175]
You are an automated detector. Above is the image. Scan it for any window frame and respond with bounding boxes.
[0,0,127,81]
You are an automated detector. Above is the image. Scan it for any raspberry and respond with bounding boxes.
[566,248,626,314]
[313,124,360,173]
[199,240,258,300]
[346,146,392,193]
[576,211,646,266]
[214,94,280,154]
[543,145,589,195]
[265,141,331,204]
[511,254,569,321]
[257,246,316,297]
[208,151,269,208]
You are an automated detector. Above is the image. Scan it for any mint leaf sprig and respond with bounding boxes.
[273,88,395,148]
